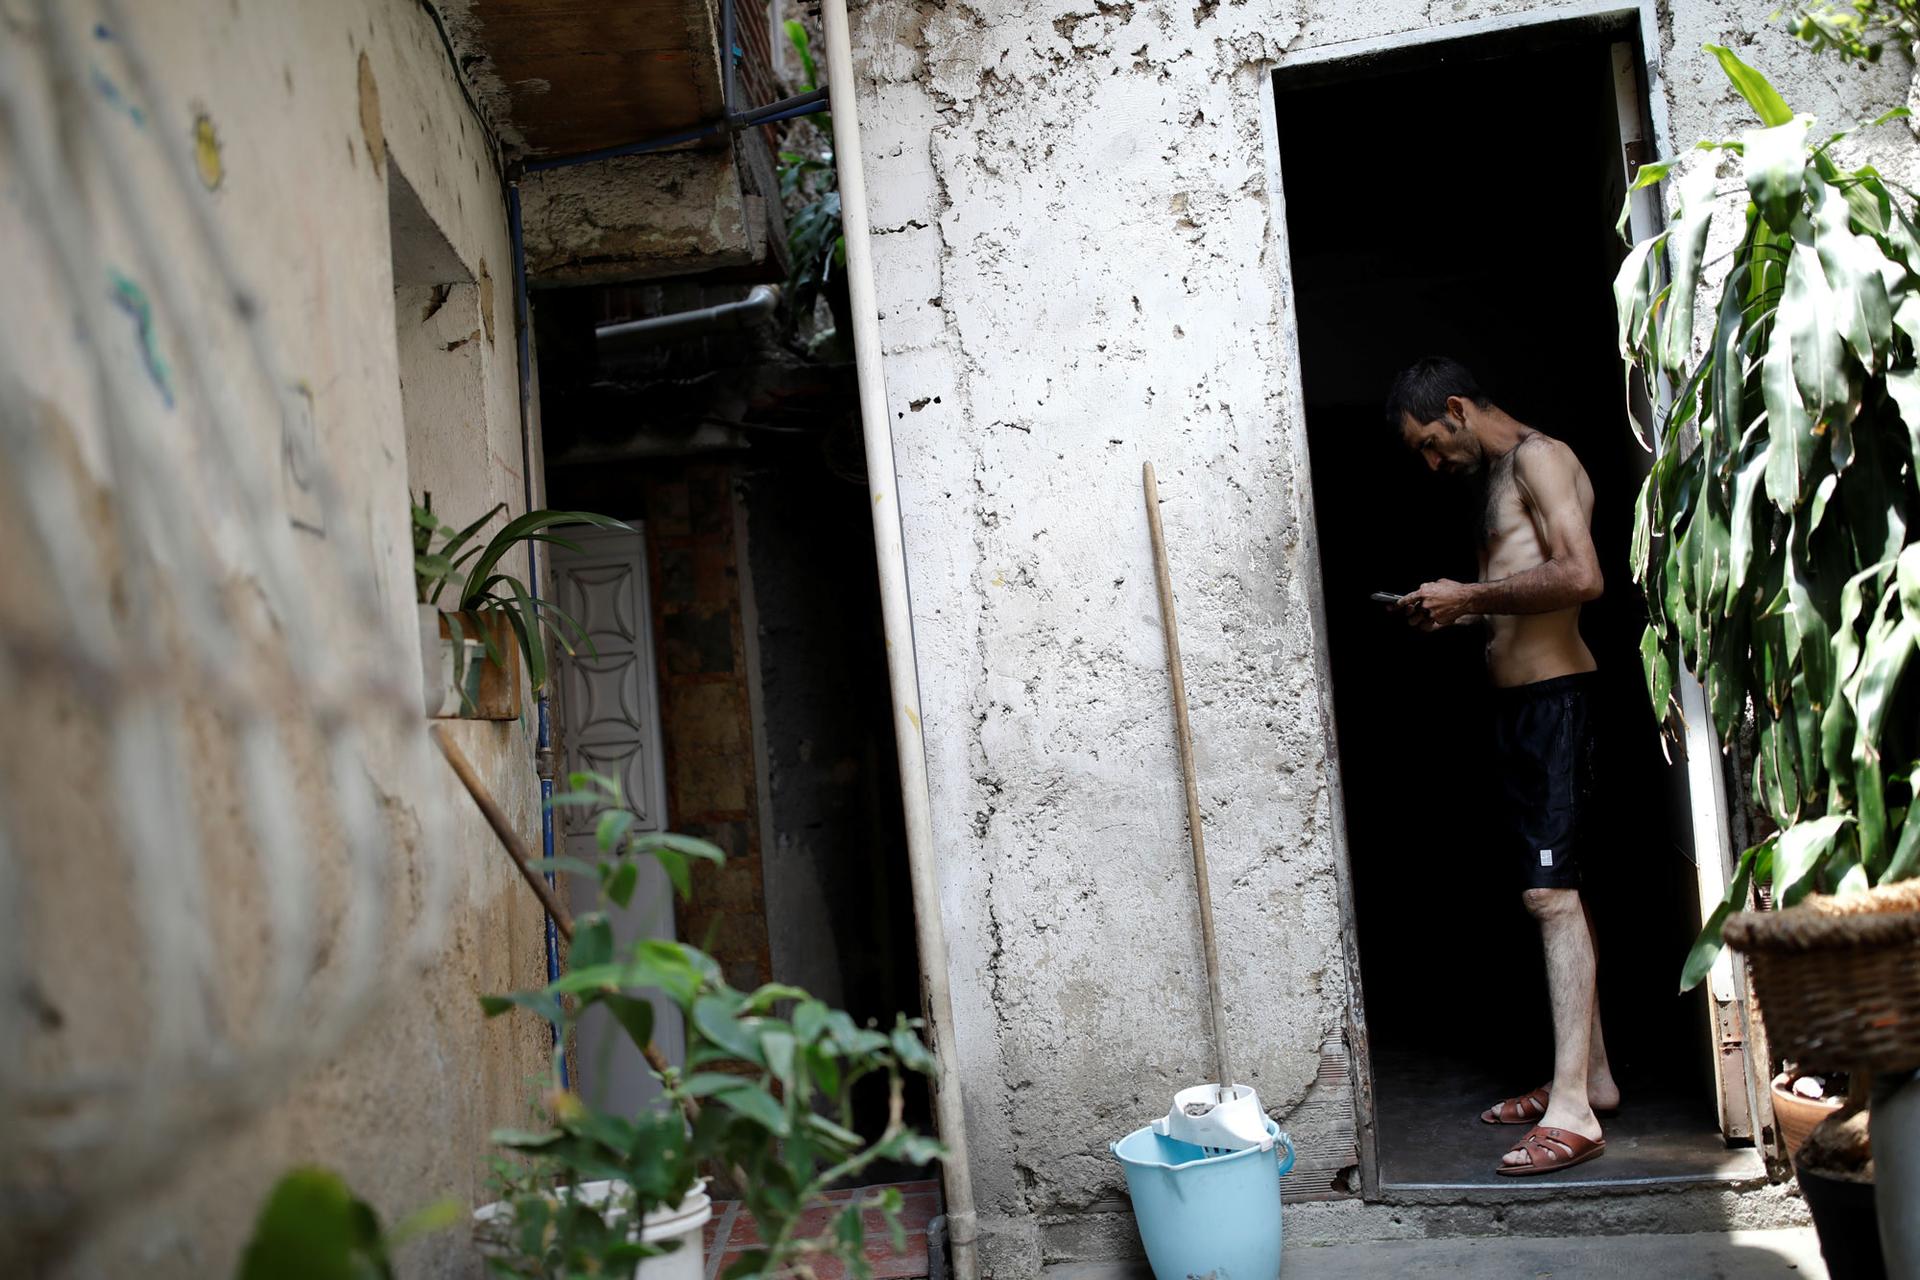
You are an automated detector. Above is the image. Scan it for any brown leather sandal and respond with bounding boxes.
[1495,1125,1606,1176]
[1480,1083,1621,1125]
[1480,1085,1551,1125]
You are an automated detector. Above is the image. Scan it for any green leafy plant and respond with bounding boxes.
[779,20,848,357]
[411,495,629,695]
[236,1167,457,1280]
[1784,0,1920,66]
[1614,46,1920,989]
[477,774,943,1279]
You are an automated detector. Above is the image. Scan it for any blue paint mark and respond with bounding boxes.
[93,22,113,40]
[107,269,174,409]
[90,66,145,128]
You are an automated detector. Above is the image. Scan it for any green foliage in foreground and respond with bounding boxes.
[477,773,944,1280]
[1785,0,1920,66]
[1614,46,1920,989]
[236,1168,458,1280]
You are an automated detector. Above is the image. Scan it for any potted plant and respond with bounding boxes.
[473,774,943,1279]
[779,21,851,361]
[412,496,628,719]
[1614,41,1919,1279]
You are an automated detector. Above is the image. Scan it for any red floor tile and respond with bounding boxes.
[706,1180,938,1278]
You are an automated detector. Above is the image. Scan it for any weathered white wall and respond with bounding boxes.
[1,1,553,1275]
[847,0,1916,1267]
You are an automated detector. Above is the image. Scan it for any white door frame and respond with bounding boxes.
[1258,3,1758,1196]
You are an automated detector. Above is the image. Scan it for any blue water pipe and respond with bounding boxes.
[507,182,567,1087]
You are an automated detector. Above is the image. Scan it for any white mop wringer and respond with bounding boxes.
[1111,463,1296,1280]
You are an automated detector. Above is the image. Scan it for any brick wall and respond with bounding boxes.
[644,461,771,991]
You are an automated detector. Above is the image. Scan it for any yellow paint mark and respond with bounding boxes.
[990,573,1005,587]
[192,111,222,189]
[478,258,496,344]
[873,492,885,505]
[904,705,921,732]
[357,50,384,177]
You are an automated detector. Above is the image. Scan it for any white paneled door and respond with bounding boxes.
[550,525,679,1110]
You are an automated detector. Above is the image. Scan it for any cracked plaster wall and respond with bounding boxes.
[846,0,1918,1268]
[2,1,553,1274]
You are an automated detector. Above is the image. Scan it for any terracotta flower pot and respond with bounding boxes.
[1772,1078,1845,1163]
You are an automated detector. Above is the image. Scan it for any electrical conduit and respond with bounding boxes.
[507,183,567,1087]
[816,1,979,1272]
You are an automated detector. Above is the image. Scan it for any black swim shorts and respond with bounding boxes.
[1490,672,1599,891]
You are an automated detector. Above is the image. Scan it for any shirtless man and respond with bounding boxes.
[1384,356,1619,1177]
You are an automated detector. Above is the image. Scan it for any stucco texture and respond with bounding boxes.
[0,1,552,1275]
[846,0,1916,1268]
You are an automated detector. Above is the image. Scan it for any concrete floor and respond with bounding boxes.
[1042,1227,1827,1278]
[1372,1051,1762,1188]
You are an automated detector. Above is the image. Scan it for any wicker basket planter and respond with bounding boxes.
[1722,880,1920,1073]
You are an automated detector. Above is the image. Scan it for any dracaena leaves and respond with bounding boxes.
[1618,48,1920,989]
[1743,116,1811,232]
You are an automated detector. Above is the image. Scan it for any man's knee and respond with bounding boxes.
[1522,887,1580,921]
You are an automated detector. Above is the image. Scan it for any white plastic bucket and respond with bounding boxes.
[473,1179,712,1279]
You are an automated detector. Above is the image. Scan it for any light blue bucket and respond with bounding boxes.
[1111,1118,1296,1280]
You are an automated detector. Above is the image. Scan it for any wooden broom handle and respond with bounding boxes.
[431,724,574,941]
[1142,463,1235,1094]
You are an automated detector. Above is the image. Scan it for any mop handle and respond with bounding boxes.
[1142,462,1235,1095]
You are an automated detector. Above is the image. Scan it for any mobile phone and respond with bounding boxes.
[1369,591,1406,606]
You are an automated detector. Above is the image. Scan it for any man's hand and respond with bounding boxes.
[1400,579,1477,631]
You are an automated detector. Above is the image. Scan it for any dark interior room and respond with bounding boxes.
[1275,27,1733,1186]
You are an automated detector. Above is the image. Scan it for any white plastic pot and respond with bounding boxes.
[417,603,483,717]
[473,1179,712,1280]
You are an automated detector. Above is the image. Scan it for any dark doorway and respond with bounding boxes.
[1275,28,1741,1187]
[536,280,931,1159]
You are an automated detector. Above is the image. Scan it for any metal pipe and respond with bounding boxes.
[721,0,737,122]
[508,182,567,1086]
[595,284,780,352]
[745,97,829,129]
[741,87,830,123]
[816,0,978,1273]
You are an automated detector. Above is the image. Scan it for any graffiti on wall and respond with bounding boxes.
[107,270,174,409]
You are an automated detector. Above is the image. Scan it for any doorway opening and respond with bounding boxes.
[534,279,931,1160]
[1274,22,1758,1188]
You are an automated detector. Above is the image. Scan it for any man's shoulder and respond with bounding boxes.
[1511,431,1583,480]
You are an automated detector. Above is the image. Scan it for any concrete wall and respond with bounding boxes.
[845,0,1918,1268]
[1,1,552,1274]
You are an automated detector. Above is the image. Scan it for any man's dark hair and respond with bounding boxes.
[1384,357,1490,428]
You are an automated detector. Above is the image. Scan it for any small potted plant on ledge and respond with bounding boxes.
[473,775,943,1278]
[1615,42,1919,1280]
[412,496,627,719]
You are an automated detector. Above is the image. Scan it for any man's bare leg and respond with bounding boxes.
[1505,887,1603,1165]
[1584,898,1620,1113]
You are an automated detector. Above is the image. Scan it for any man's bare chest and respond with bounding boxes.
[1479,461,1536,567]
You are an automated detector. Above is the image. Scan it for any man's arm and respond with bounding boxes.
[1404,440,1602,628]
